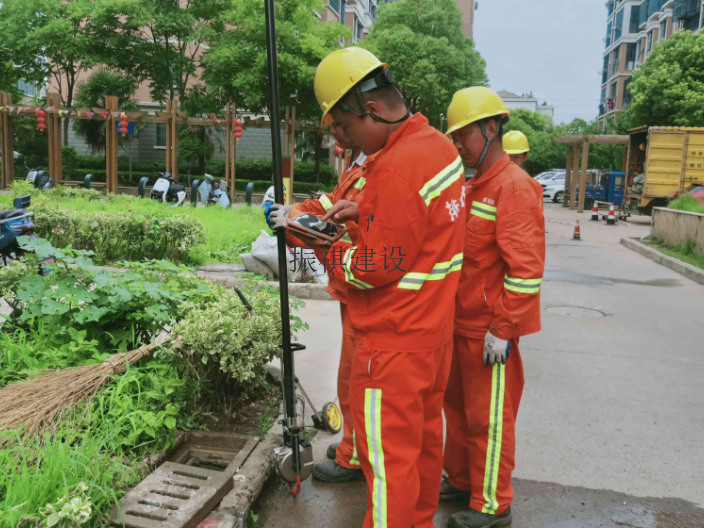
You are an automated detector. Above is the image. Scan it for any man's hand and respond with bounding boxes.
[483,332,510,366]
[269,204,292,230]
[322,200,360,223]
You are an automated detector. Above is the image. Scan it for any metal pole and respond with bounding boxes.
[264,0,297,447]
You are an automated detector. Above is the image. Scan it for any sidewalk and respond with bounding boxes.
[254,203,704,527]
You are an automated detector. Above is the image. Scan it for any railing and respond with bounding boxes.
[673,0,701,19]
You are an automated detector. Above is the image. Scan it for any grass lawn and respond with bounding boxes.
[643,236,704,271]
[0,192,268,265]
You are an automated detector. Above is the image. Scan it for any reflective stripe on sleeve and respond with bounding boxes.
[504,275,542,294]
[319,194,334,212]
[419,156,464,206]
[397,252,463,290]
[471,201,497,222]
[352,177,366,190]
[365,388,388,528]
[343,247,374,290]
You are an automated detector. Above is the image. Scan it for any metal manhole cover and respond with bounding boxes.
[546,306,605,318]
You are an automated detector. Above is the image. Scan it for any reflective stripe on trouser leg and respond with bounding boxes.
[350,430,360,465]
[365,388,388,528]
[481,363,506,514]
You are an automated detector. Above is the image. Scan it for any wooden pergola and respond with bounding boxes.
[1,91,335,203]
[554,134,629,213]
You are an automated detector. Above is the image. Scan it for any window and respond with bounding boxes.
[637,38,643,64]
[611,81,618,99]
[610,46,620,76]
[605,21,613,48]
[614,9,624,41]
[340,0,346,23]
[17,80,35,97]
[370,1,377,19]
[626,43,637,70]
[646,30,654,56]
[629,5,641,33]
[328,0,340,14]
[608,0,614,17]
[354,15,363,42]
[659,19,667,41]
[623,78,633,106]
[602,55,609,84]
[156,123,167,148]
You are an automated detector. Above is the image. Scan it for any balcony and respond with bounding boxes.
[673,0,701,20]
[639,0,650,26]
[648,0,666,18]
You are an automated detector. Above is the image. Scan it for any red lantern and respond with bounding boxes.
[234,131,243,139]
[36,108,46,130]
[119,114,129,136]
[236,119,243,126]
[335,147,344,155]
[234,125,243,133]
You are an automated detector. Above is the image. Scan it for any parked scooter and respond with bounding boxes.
[26,169,54,190]
[150,172,186,206]
[0,195,53,275]
[197,173,230,207]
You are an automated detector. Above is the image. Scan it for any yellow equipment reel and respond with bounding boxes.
[322,401,342,434]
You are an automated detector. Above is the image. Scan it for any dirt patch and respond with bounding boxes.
[200,385,281,438]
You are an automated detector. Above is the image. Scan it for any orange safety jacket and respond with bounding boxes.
[455,154,546,341]
[287,153,368,302]
[322,113,466,351]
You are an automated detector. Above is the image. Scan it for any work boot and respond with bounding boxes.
[439,476,471,502]
[312,460,365,483]
[449,506,512,528]
[326,442,338,460]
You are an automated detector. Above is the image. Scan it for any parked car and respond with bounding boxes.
[543,176,567,203]
[535,170,565,182]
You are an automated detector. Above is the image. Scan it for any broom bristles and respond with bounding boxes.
[0,335,170,440]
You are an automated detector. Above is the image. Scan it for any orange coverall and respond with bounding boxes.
[324,113,466,527]
[445,153,546,516]
[286,154,367,469]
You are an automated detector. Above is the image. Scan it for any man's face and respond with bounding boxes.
[329,106,388,155]
[509,152,528,169]
[329,122,356,150]
[451,122,490,168]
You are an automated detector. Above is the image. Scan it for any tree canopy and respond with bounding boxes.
[627,31,704,127]
[361,0,487,128]
[202,0,350,121]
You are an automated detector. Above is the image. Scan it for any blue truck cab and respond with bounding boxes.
[580,171,626,208]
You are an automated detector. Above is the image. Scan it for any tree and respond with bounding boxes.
[72,70,139,153]
[202,0,351,121]
[0,0,98,145]
[179,85,224,178]
[504,110,623,176]
[90,0,229,105]
[361,0,487,128]
[627,31,704,127]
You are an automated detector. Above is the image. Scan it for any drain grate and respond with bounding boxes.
[546,306,605,318]
[111,434,257,528]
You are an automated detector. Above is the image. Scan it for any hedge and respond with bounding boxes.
[10,181,205,264]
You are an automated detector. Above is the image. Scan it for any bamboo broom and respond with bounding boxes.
[0,335,170,439]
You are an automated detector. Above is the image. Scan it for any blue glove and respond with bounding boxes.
[263,201,274,228]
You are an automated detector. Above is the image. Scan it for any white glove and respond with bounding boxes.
[269,204,292,229]
[483,332,510,366]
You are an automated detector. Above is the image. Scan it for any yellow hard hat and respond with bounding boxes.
[314,47,387,126]
[445,87,510,137]
[503,131,530,154]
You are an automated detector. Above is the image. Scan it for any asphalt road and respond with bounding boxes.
[255,203,704,528]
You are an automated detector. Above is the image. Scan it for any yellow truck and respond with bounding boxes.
[623,125,704,215]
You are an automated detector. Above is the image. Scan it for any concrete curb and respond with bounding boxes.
[620,237,704,286]
[200,273,334,301]
[216,426,282,527]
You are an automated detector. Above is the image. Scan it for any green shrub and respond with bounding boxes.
[669,195,704,214]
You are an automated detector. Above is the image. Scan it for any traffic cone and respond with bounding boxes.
[573,220,581,241]
[606,204,616,225]
[591,202,599,221]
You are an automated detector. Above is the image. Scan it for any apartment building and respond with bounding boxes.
[320,0,380,43]
[599,0,704,125]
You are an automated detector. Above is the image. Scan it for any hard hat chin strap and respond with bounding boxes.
[338,69,411,126]
[472,118,501,170]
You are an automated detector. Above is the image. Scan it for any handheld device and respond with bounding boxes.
[286,213,347,246]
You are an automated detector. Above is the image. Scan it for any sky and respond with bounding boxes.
[473,0,606,125]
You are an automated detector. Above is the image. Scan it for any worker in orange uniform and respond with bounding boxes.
[440,87,546,528]
[314,47,466,528]
[503,130,530,170]
[268,130,369,483]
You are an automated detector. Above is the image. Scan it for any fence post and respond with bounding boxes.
[105,96,119,194]
[191,179,200,206]
[0,93,16,188]
[246,182,254,206]
[171,99,178,180]
[83,173,93,189]
[231,103,237,205]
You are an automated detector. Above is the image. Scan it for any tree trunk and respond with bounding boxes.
[63,83,74,147]
[198,127,206,175]
[314,132,322,184]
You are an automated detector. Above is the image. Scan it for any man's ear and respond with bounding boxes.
[365,99,382,117]
[485,119,499,140]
